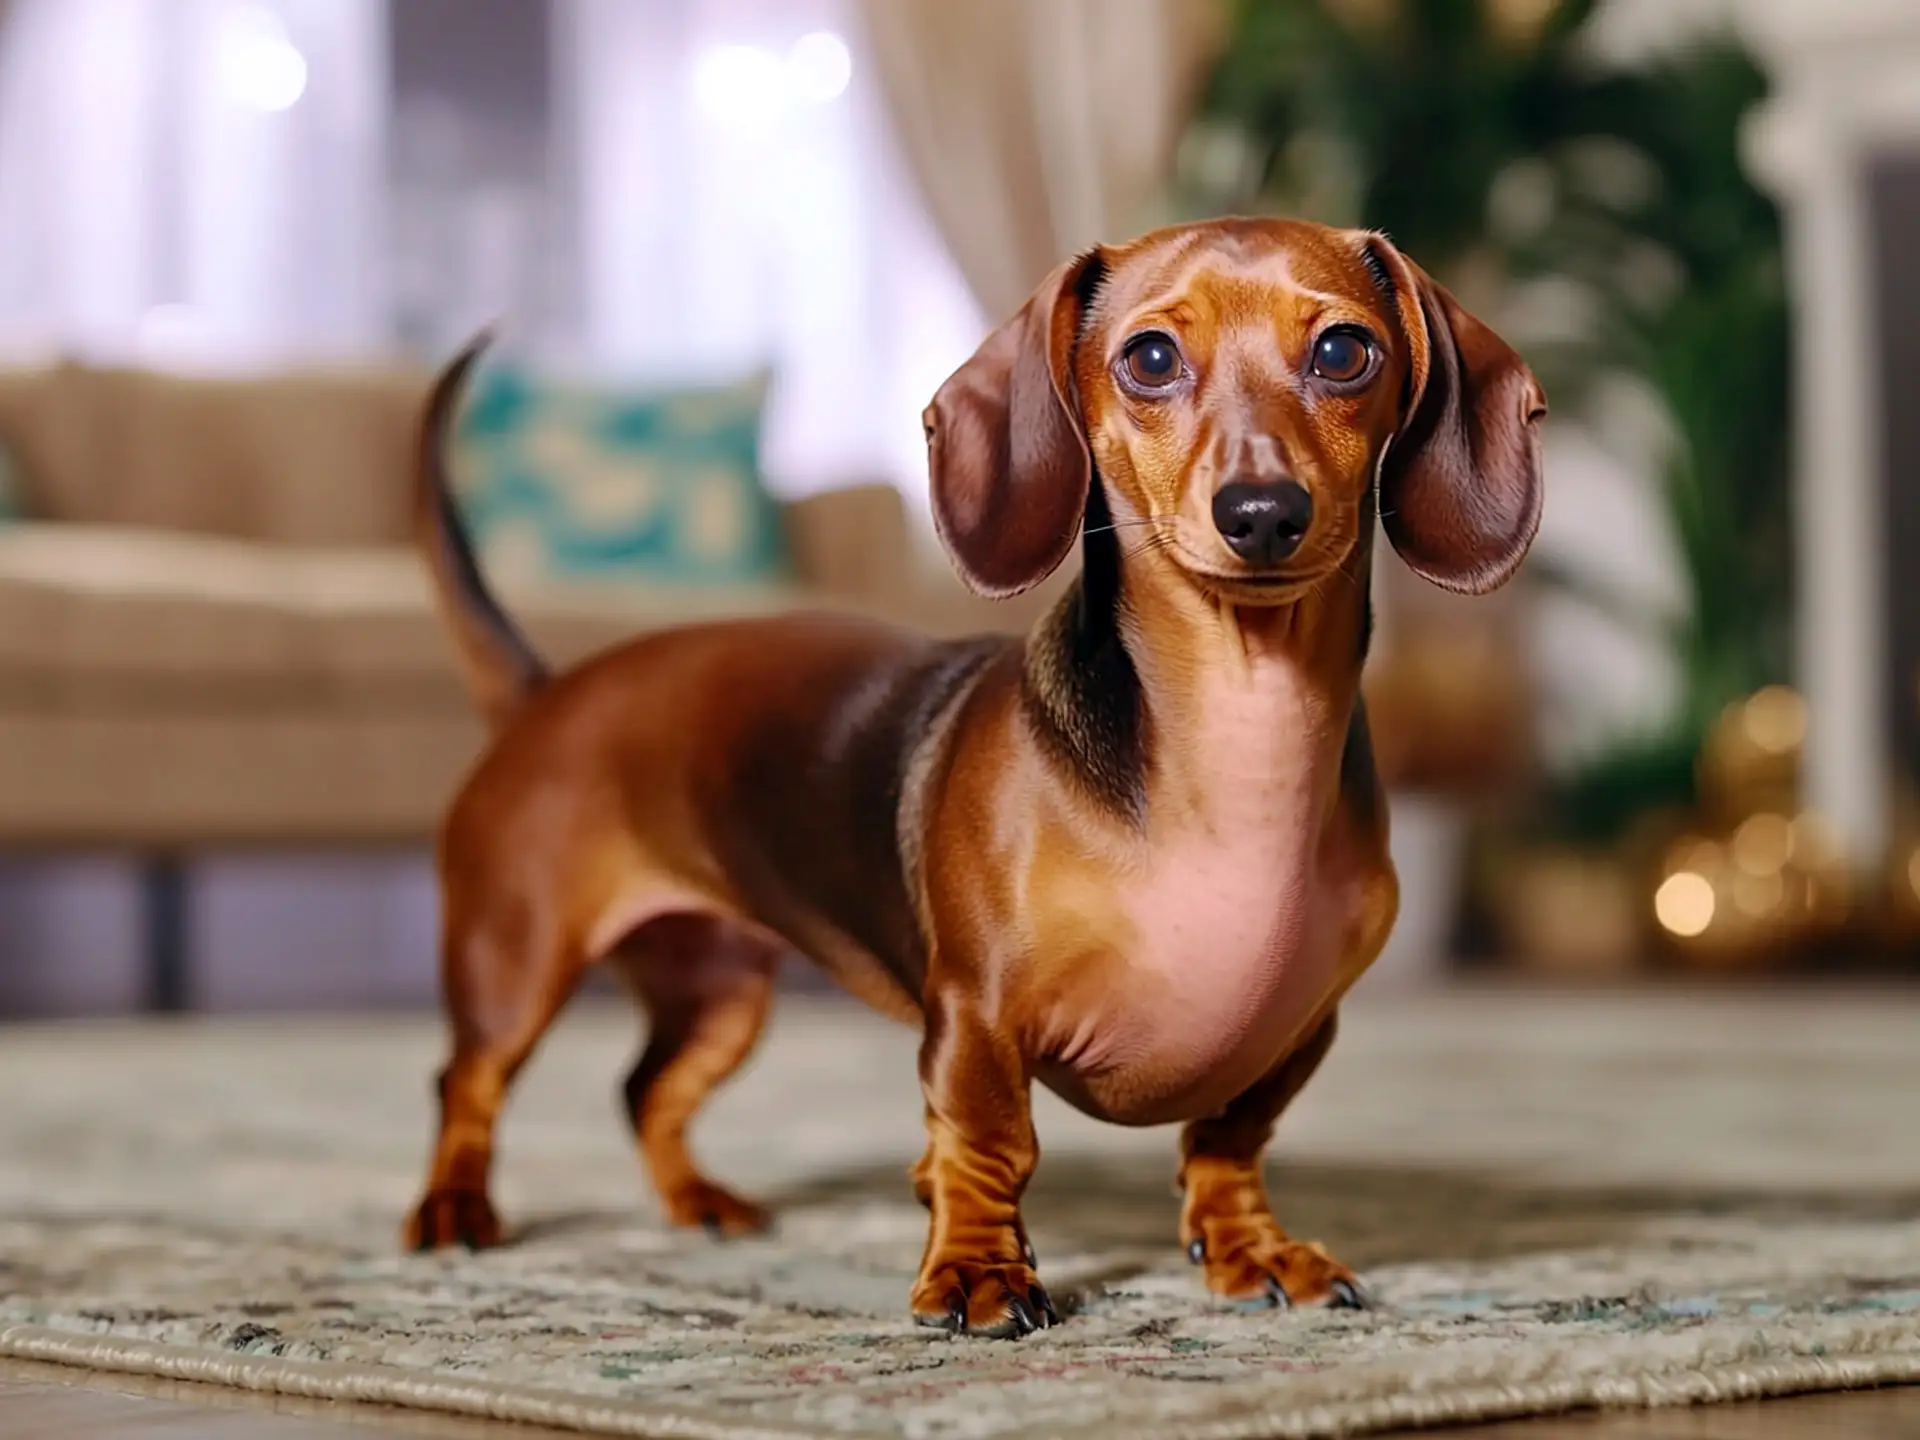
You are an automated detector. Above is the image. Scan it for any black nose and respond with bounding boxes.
[1211,479,1313,565]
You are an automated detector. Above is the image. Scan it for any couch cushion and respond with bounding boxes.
[0,362,427,545]
[0,524,815,713]
[0,709,490,846]
[451,365,788,590]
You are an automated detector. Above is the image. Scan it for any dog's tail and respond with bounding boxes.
[415,330,548,731]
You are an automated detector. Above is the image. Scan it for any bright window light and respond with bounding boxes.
[692,43,787,121]
[216,5,308,114]
[786,31,851,105]
[693,32,851,119]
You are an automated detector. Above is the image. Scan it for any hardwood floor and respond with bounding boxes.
[1,1359,1913,1439]
[0,1357,575,1437]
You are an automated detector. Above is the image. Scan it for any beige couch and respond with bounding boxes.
[0,359,1044,1005]
[0,358,1043,847]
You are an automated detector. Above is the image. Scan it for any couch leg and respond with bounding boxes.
[142,856,190,1014]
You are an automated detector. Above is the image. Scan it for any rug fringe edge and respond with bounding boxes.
[0,1324,820,1440]
[4,1319,1917,1440]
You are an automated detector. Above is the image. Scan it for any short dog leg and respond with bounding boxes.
[405,912,585,1253]
[908,999,1053,1337]
[1177,1011,1368,1309]
[620,921,777,1238]
[910,1144,1037,1269]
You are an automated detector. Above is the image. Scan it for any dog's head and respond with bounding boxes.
[923,218,1545,604]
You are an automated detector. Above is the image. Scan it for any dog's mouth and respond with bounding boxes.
[1171,546,1339,604]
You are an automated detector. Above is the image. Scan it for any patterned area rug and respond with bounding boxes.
[1,988,1916,1438]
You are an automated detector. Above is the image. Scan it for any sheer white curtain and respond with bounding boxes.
[860,0,1226,324]
[0,0,389,371]
[555,0,986,511]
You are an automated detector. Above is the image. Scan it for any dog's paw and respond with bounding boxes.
[405,1188,504,1252]
[911,1259,1060,1339]
[1184,1222,1371,1310]
[662,1180,772,1239]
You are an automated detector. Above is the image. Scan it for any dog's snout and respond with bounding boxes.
[1211,479,1313,566]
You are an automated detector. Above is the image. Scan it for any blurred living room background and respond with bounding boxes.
[0,0,1914,1018]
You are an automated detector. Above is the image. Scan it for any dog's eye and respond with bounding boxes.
[1122,333,1182,390]
[1311,329,1373,384]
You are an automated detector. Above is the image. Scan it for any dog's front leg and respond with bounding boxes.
[1177,1011,1370,1309]
[908,993,1055,1338]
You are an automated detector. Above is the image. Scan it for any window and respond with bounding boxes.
[556,0,985,511]
[0,0,982,511]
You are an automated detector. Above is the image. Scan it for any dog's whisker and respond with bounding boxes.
[1082,518,1174,541]
[1121,532,1179,562]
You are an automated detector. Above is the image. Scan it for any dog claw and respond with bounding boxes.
[1031,1284,1059,1327]
[1229,1275,1294,1312]
[1004,1293,1039,1337]
[1181,1214,1360,1315]
[1329,1278,1371,1310]
[913,1262,1054,1339]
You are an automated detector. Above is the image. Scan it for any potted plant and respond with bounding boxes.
[1176,0,1794,976]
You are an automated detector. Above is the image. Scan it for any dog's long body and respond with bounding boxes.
[406,218,1544,1337]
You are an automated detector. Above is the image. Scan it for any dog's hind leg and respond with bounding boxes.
[405,890,587,1252]
[614,914,780,1237]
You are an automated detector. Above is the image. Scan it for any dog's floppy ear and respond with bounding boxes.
[1366,235,1546,595]
[924,250,1102,597]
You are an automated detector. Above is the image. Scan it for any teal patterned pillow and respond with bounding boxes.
[451,365,787,589]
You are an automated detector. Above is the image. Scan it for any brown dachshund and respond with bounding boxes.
[403,217,1544,1337]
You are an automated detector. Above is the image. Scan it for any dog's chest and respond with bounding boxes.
[1039,672,1372,1125]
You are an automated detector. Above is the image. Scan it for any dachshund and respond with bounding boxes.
[403,216,1545,1338]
